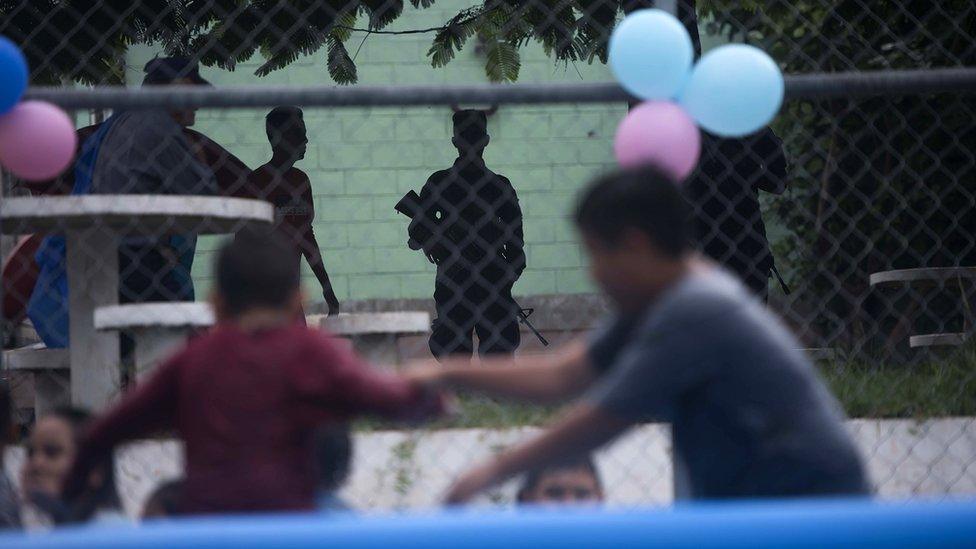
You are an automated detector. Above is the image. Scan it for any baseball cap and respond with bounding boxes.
[142,57,211,86]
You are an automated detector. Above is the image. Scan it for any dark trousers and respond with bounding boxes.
[117,242,192,366]
[428,265,520,360]
[118,242,192,304]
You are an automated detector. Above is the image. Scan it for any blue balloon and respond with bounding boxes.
[609,9,694,101]
[0,35,28,114]
[679,44,784,137]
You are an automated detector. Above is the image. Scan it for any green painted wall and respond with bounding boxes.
[125,3,728,302]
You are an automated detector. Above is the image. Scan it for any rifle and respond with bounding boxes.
[517,306,549,347]
[395,191,549,347]
[394,190,425,251]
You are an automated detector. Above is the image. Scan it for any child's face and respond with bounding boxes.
[583,231,641,310]
[21,416,76,497]
[523,467,603,506]
[582,230,668,314]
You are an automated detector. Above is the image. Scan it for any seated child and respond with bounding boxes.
[516,457,604,506]
[21,408,122,526]
[64,231,444,514]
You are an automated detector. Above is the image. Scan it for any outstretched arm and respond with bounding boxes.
[405,339,596,404]
[444,403,630,504]
[62,360,180,500]
[298,335,446,423]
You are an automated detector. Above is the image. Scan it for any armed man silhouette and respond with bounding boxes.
[398,110,526,361]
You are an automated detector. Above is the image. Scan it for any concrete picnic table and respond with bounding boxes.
[869,267,976,348]
[869,267,976,287]
[0,195,272,408]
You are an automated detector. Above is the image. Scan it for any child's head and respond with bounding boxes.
[266,106,307,162]
[22,407,88,497]
[313,424,352,493]
[141,479,183,520]
[21,407,120,523]
[213,230,302,320]
[516,457,604,506]
[574,165,691,312]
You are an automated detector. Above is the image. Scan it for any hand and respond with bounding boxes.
[326,296,340,316]
[402,360,444,387]
[160,246,181,269]
[444,461,499,505]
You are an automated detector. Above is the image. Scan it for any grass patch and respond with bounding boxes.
[355,395,557,432]
[821,343,976,419]
[358,343,976,431]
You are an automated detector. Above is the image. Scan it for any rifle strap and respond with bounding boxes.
[771,264,791,295]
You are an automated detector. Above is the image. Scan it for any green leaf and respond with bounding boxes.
[361,0,404,30]
[484,40,520,82]
[427,15,476,68]
[327,36,357,85]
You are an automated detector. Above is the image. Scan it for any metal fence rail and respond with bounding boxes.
[21,68,976,109]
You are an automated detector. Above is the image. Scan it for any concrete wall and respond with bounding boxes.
[123,0,631,303]
[5,418,975,517]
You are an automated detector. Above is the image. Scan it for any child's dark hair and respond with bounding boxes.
[313,424,352,492]
[216,230,301,316]
[143,479,184,518]
[516,457,602,503]
[266,106,303,142]
[574,164,690,258]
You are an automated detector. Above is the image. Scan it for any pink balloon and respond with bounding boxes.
[0,100,77,181]
[614,101,701,181]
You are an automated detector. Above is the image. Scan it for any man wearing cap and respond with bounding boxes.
[28,58,221,350]
[91,57,217,305]
[408,110,525,360]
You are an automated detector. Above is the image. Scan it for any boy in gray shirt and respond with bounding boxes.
[407,165,869,503]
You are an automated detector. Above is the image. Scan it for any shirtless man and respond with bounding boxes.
[244,106,340,319]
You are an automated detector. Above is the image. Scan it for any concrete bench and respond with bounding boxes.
[94,302,214,378]
[2,343,70,415]
[909,333,968,349]
[319,312,430,365]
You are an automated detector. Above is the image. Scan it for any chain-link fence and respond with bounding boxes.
[1,0,975,518]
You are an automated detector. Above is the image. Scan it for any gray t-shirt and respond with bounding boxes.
[586,269,869,499]
[92,110,216,196]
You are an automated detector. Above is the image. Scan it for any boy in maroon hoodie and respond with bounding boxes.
[64,231,443,514]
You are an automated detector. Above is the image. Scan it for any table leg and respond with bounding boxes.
[66,228,120,409]
[33,369,70,416]
[134,328,189,380]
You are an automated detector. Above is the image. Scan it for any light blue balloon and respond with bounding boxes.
[0,35,28,114]
[609,9,694,101]
[679,44,784,137]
